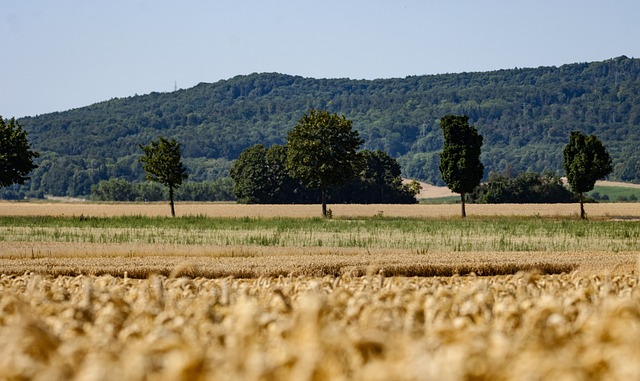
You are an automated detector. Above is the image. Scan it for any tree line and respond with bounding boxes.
[6,56,640,198]
[1,110,613,219]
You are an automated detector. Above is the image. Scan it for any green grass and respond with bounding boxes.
[0,215,638,253]
[588,185,640,202]
[419,196,460,204]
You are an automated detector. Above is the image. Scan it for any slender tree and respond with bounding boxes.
[563,131,612,219]
[0,116,39,188]
[139,136,188,217]
[438,115,484,217]
[286,109,363,217]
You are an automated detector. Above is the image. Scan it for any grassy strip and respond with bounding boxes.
[0,215,638,253]
[589,185,640,202]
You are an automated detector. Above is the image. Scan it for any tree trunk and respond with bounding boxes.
[460,192,466,218]
[169,186,176,218]
[321,188,327,218]
[579,192,585,220]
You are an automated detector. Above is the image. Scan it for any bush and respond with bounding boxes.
[469,171,578,204]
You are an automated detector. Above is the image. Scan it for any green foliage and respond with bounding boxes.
[336,150,418,204]
[139,136,188,189]
[469,171,577,204]
[286,110,364,216]
[286,110,364,189]
[563,131,612,218]
[174,179,235,201]
[439,115,484,194]
[438,115,483,216]
[563,131,613,194]
[139,136,189,216]
[230,144,305,204]
[0,116,39,188]
[11,56,640,198]
[231,145,416,204]
[91,178,235,202]
[91,178,137,201]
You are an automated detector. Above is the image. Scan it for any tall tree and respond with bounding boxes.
[563,131,612,219]
[139,136,188,217]
[286,109,363,217]
[0,117,39,188]
[438,115,484,217]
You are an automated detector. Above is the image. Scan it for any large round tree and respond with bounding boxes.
[563,131,612,219]
[438,115,484,217]
[286,109,363,217]
[0,116,39,188]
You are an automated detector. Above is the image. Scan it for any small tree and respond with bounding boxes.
[139,136,188,217]
[0,116,39,188]
[563,131,612,219]
[438,115,484,217]
[286,109,363,217]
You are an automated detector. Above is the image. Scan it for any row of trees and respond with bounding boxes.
[439,116,612,218]
[0,112,614,220]
[94,110,418,217]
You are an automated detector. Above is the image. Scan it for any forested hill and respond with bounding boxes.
[13,56,640,197]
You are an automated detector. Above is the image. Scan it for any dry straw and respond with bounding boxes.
[2,201,640,218]
[2,273,640,380]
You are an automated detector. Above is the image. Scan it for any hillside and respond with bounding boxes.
[8,56,640,198]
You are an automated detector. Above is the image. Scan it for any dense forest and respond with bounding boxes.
[4,56,640,199]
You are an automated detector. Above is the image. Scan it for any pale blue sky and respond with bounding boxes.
[2,0,639,118]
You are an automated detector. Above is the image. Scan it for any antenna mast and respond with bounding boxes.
[174,81,177,92]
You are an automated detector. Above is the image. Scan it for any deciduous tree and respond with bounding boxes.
[286,110,363,217]
[0,116,39,188]
[438,115,484,217]
[139,136,188,217]
[563,131,612,219]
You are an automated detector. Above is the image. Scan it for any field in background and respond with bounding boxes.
[589,185,640,202]
[2,201,640,218]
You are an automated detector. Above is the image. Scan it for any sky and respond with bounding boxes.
[2,0,640,118]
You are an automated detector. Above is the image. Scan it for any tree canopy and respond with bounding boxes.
[439,115,484,217]
[0,116,39,188]
[286,110,364,216]
[230,144,304,204]
[139,136,188,217]
[231,144,417,205]
[563,131,612,218]
[8,56,640,199]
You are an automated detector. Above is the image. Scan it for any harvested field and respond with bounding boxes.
[2,201,640,218]
[0,250,590,278]
[0,214,638,277]
[0,206,639,380]
[2,272,640,380]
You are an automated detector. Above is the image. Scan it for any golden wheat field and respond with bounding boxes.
[2,272,640,380]
[1,202,640,379]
